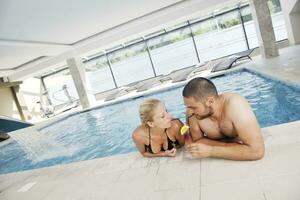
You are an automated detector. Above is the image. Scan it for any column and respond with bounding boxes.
[280,0,300,45]
[249,0,279,58]
[10,85,32,121]
[66,57,96,109]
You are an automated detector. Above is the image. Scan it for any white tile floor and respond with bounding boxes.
[1,122,300,200]
[1,45,300,200]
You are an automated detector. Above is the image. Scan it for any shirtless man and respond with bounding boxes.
[182,77,264,161]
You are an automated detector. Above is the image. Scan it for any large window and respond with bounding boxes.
[269,0,287,41]
[84,56,116,94]
[271,12,287,41]
[80,0,287,94]
[241,6,259,49]
[147,27,198,75]
[190,17,217,36]
[108,42,154,87]
[241,0,287,49]
[192,10,247,62]
[43,68,79,106]
[268,0,282,13]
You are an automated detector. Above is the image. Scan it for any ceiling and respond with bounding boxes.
[0,0,237,80]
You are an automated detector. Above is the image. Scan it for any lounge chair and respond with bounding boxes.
[233,48,254,61]
[171,66,196,83]
[136,75,164,92]
[104,87,129,102]
[211,57,237,72]
[211,49,254,72]
[190,62,212,75]
[160,65,196,83]
[104,75,164,101]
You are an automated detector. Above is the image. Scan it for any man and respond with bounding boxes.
[182,77,264,161]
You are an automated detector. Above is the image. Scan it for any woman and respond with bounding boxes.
[132,99,184,157]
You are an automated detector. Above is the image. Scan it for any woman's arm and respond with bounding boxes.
[142,148,176,157]
[170,119,184,146]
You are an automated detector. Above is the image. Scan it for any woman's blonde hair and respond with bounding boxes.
[139,99,161,128]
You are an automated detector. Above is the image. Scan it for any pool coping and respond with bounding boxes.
[1,119,300,200]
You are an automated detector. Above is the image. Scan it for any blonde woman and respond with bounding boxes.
[132,99,184,157]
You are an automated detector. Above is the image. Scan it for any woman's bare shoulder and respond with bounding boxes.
[169,119,183,133]
[132,126,147,141]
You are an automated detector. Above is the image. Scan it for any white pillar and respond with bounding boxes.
[280,0,300,45]
[249,0,279,58]
[66,57,96,109]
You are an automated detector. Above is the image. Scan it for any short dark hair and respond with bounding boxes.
[182,77,218,101]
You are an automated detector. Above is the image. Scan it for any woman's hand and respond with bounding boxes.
[164,148,177,157]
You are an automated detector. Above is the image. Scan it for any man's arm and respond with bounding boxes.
[170,119,185,146]
[188,95,265,161]
[187,113,204,141]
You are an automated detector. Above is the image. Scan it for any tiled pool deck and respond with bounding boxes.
[1,45,300,200]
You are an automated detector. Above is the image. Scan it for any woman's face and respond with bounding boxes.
[150,102,172,129]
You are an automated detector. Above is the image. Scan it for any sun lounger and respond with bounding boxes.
[136,75,164,92]
[104,87,129,101]
[232,48,254,61]
[104,75,164,101]
[171,66,196,82]
[190,62,212,75]
[211,57,237,72]
[211,49,254,72]
[160,65,196,83]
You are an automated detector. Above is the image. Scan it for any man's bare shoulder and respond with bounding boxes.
[222,92,245,102]
[223,93,249,108]
[222,93,254,118]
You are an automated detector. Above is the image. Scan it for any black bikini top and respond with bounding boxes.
[144,119,180,154]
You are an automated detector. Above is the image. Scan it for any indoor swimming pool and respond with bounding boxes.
[1,69,300,174]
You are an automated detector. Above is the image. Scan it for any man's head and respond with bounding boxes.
[182,77,218,120]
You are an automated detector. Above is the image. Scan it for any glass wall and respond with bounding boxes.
[268,0,287,41]
[108,42,154,87]
[85,56,116,94]
[80,0,287,94]
[43,68,79,106]
[241,0,287,49]
[147,27,198,75]
[191,10,248,62]
[42,0,287,98]
[241,6,259,49]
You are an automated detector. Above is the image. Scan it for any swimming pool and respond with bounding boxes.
[1,69,300,174]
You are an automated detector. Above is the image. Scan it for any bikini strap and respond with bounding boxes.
[148,126,151,146]
[164,128,173,141]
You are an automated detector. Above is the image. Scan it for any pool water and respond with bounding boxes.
[1,69,300,174]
